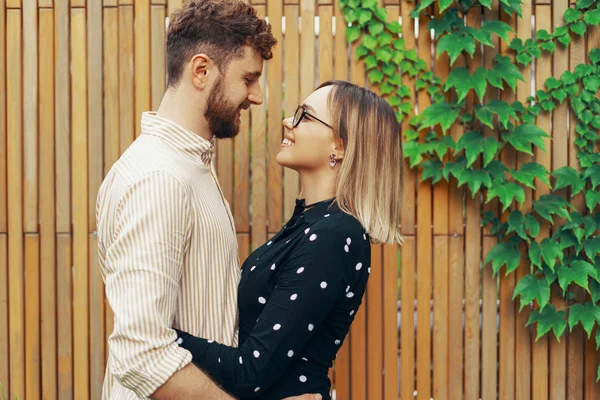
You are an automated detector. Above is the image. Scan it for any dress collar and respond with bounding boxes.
[296,198,338,223]
[141,112,215,166]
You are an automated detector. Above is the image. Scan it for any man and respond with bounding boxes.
[96,1,321,398]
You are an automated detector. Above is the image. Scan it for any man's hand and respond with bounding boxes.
[282,394,322,400]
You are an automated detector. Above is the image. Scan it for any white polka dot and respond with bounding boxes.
[288,350,294,357]
[271,264,276,270]
[299,375,307,383]
[176,338,183,345]
[335,340,341,345]
[363,234,367,240]
[207,339,214,343]
[258,297,266,304]
[239,356,243,364]
[346,285,350,293]
[350,310,355,316]
[324,214,330,217]
[309,234,317,241]
[267,241,272,246]
[253,350,260,358]
[273,324,282,331]
[320,281,328,289]
[368,267,371,273]
[218,357,221,363]
[297,267,305,274]
[347,292,354,298]
[302,357,308,361]
[344,245,349,252]
[308,323,314,331]
[286,239,291,244]
[355,263,363,271]
[290,294,298,301]
[255,387,260,393]
[250,266,256,271]
[305,228,310,234]
[347,238,352,245]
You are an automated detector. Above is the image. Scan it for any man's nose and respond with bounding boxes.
[248,86,263,105]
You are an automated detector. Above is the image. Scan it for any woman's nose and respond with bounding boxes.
[282,117,294,129]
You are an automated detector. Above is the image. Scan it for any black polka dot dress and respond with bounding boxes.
[175,198,371,399]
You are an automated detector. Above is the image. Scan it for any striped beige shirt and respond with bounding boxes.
[97,112,240,399]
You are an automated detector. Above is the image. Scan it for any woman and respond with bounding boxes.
[174,80,404,399]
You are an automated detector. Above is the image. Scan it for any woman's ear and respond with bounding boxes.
[333,139,345,161]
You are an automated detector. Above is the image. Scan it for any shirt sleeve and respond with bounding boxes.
[175,226,368,398]
[103,171,194,397]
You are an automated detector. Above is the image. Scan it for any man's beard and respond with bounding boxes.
[205,78,242,139]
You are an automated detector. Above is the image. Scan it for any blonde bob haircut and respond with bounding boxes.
[318,80,404,245]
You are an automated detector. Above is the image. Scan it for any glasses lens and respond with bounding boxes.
[293,107,303,127]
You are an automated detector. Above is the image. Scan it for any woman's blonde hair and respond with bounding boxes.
[318,80,405,245]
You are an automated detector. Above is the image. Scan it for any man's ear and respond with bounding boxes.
[189,53,215,90]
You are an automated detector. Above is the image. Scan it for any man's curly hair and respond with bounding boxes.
[167,0,277,87]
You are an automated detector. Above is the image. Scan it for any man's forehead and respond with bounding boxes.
[229,47,264,74]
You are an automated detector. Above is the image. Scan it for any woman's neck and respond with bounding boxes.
[298,168,337,206]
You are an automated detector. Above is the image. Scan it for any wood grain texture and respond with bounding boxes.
[0,235,9,395]
[367,244,383,399]
[0,0,5,234]
[25,235,41,400]
[57,234,73,400]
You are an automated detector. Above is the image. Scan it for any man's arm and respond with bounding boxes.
[151,364,233,399]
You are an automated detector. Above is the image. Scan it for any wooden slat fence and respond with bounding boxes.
[1,0,599,399]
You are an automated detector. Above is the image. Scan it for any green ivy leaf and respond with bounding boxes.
[564,8,582,23]
[583,164,600,189]
[380,81,394,95]
[499,0,523,17]
[585,190,600,212]
[513,274,550,311]
[358,9,373,26]
[344,8,358,23]
[403,141,423,168]
[591,280,600,303]
[375,47,392,63]
[551,89,567,103]
[368,69,384,84]
[346,25,361,43]
[368,21,384,36]
[525,213,540,238]
[487,55,524,91]
[479,0,492,8]
[382,63,396,77]
[590,48,600,64]
[503,124,549,155]
[486,181,525,211]
[388,21,401,34]
[507,210,528,241]
[533,195,573,224]
[377,32,393,46]
[540,238,563,272]
[540,41,556,53]
[480,20,514,42]
[420,102,461,133]
[529,241,542,267]
[576,0,595,8]
[557,259,598,292]
[410,0,435,17]
[474,105,493,129]
[511,162,550,189]
[472,67,488,102]
[456,168,492,195]
[527,304,567,341]
[436,135,456,160]
[570,20,587,36]
[373,7,388,22]
[364,55,378,70]
[437,33,476,65]
[584,238,600,260]
[485,241,522,276]
[557,31,572,46]
[439,0,455,13]
[362,34,378,50]
[445,67,472,103]
[455,130,500,167]
[568,302,597,339]
[486,99,517,129]
[584,9,600,26]
[421,159,444,184]
[552,166,586,195]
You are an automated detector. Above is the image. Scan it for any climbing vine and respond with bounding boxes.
[341,0,600,378]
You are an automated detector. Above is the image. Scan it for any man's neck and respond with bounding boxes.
[156,88,213,141]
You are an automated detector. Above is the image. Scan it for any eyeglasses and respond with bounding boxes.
[292,105,332,129]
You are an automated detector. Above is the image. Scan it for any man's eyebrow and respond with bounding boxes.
[301,103,316,113]
[244,71,262,78]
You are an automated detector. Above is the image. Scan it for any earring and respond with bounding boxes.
[329,153,337,167]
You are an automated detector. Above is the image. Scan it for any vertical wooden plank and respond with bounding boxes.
[72,8,90,400]
[119,5,135,153]
[237,233,250,266]
[39,9,57,399]
[90,235,105,400]
[57,234,73,400]
[0,0,6,234]
[88,0,103,234]
[367,244,384,399]
[151,5,167,110]
[0,235,8,395]
[482,236,499,400]
[56,0,71,234]
[416,8,433,399]
[23,0,38,233]
[167,0,182,18]
[234,109,250,232]
[349,34,367,400]
[25,235,41,400]
[335,339,351,399]
[300,0,316,99]
[251,5,268,249]
[282,4,300,221]
[135,0,151,138]
[333,0,347,82]
[104,7,120,174]
[267,0,283,233]
[317,5,333,83]
[448,236,464,400]
[7,9,25,400]
[383,244,399,399]
[585,328,599,400]
[400,236,415,400]
[433,236,448,400]
[515,2,533,400]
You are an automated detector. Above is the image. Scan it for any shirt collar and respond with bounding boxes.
[141,112,215,166]
[299,198,338,223]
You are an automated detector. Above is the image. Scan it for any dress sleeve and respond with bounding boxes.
[175,227,368,398]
